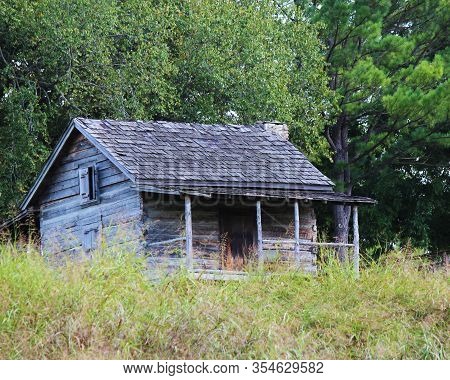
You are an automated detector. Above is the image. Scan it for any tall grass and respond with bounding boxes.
[0,243,448,359]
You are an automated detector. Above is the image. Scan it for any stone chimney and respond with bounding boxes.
[256,121,289,140]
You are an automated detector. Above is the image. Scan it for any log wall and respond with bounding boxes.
[142,194,221,272]
[37,131,142,256]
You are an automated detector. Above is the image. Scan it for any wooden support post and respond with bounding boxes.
[256,200,263,269]
[185,195,193,271]
[294,200,300,264]
[352,205,360,278]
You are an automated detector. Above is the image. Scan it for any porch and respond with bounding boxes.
[143,190,368,280]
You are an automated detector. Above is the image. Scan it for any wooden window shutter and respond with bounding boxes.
[83,227,99,252]
[79,167,90,201]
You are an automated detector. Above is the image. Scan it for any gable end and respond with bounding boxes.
[20,119,135,210]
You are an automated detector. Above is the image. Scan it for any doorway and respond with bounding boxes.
[219,207,256,270]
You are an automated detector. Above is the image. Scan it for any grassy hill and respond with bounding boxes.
[0,244,448,359]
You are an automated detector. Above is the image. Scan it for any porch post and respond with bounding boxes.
[352,205,360,278]
[294,200,300,264]
[185,195,193,271]
[256,200,263,268]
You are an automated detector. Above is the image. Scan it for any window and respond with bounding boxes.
[79,165,97,204]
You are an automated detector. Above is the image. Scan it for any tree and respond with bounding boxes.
[0,0,178,217]
[289,0,449,254]
[0,0,330,219]
[359,121,450,255]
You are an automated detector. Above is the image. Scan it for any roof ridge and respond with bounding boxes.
[78,117,273,131]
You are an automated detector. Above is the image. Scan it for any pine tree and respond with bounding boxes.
[289,0,449,252]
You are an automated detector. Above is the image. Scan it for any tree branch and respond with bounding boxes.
[350,115,426,164]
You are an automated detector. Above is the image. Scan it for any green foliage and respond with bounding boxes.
[360,135,450,252]
[291,0,449,253]
[0,85,49,215]
[0,0,331,218]
[0,245,448,359]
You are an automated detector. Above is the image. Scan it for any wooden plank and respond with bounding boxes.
[100,183,138,203]
[147,237,185,246]
[98,224,141,243]
[352,205,360,278]
[44,176,79,194]
[97,160,117,171]
[194,272,247,281]
[40,186,79,204]
[262,239,354,247]
[263,250,315,261]
[193,258,221,270]
[61,146,100,164]
[53,154,108,176]
[195,269,247,275]
[263,239,299,244]
[101,208,142,227]
[181,190,212,198]
[97,164,122,177]
[184,195,193,270]
[256,200,263,268]
[99,172,128,188]
[294,200,300,264]
[47,169,79,184]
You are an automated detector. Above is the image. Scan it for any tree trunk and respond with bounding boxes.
[333,203,351,261]
[327,67,353,261]
[331,113,352,261]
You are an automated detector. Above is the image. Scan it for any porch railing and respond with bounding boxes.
[262,239,354,248]
[262,239,355,271]
[146,195,361,279]
[257,200,360,277]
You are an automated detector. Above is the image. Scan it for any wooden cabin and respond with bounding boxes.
[16,118,374,278]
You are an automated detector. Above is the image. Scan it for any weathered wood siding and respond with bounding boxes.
[142,194,221,272]
[37,131,142,255]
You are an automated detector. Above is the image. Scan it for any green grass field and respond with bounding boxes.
[0,244,448,359]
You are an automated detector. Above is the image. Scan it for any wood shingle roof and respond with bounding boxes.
[76,118,334,191]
